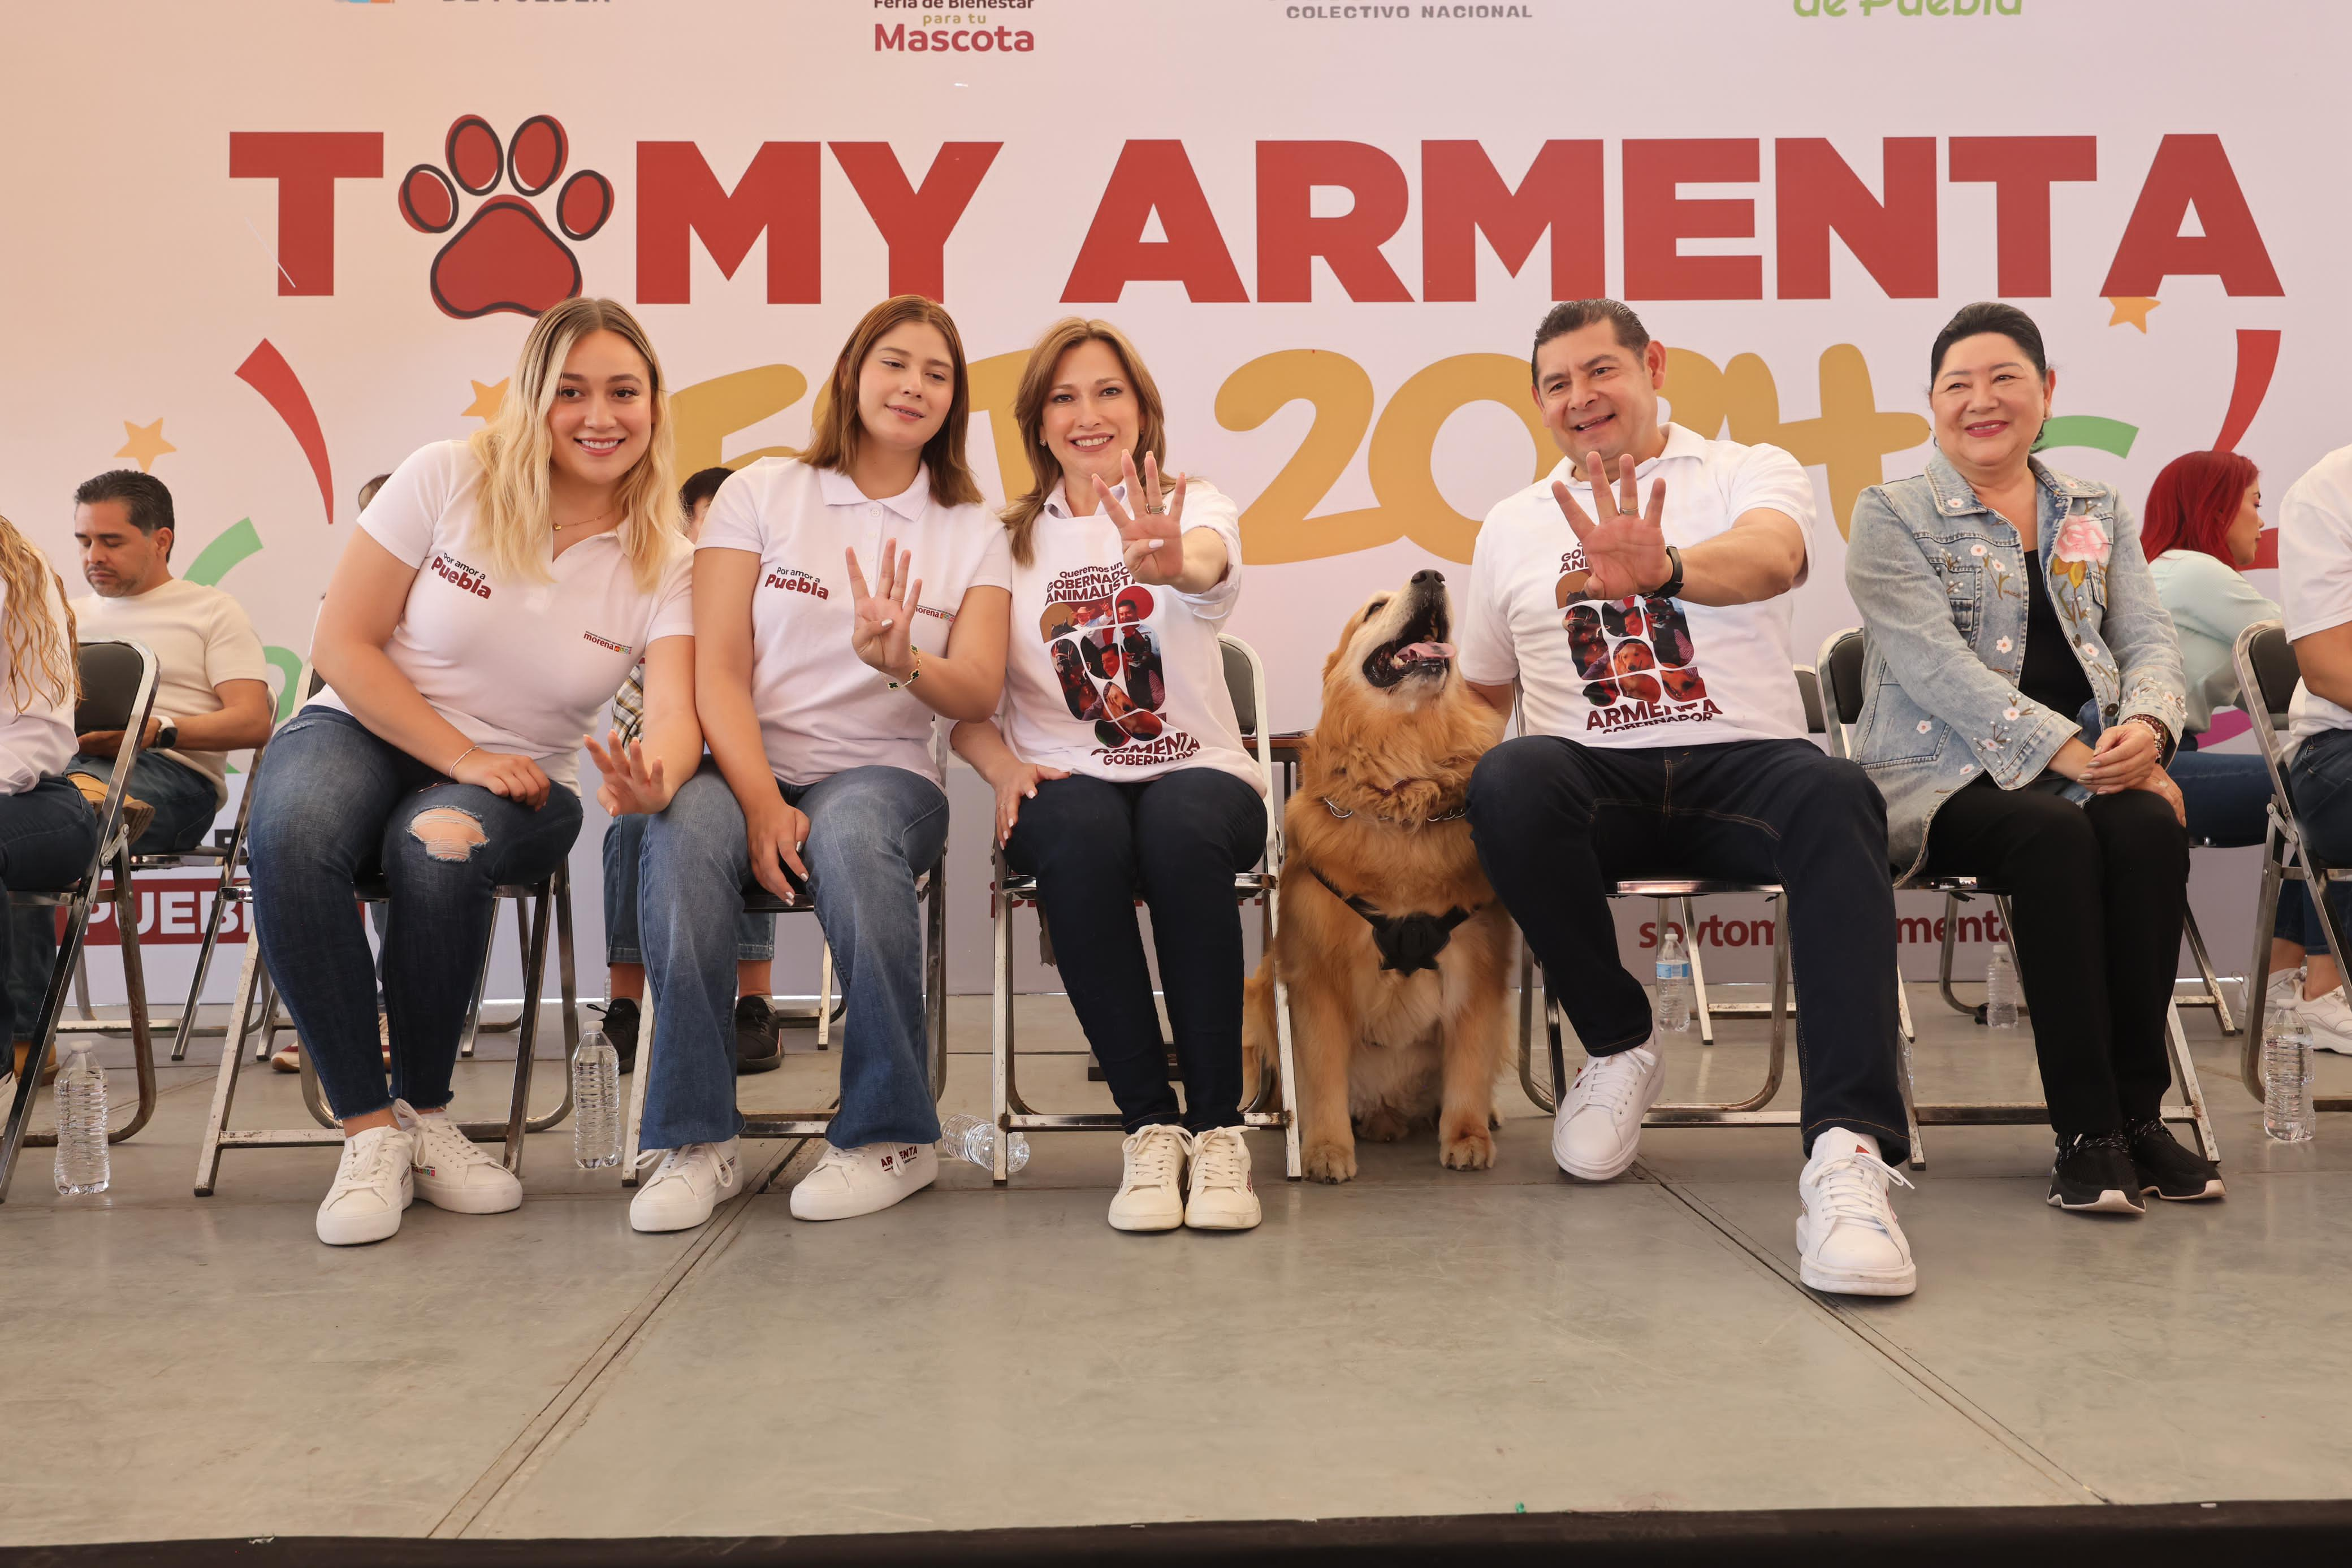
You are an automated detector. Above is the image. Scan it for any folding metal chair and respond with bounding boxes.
[1818,626,2217,1164]
[619,737,950,1184]
[989,634,1302,1181]
[2231,620,2352,1115]
[0,639,162,1201]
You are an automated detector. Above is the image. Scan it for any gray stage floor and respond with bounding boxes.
[5,985,2347,1545]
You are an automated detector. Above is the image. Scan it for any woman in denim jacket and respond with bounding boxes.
[1845,302,2220,1217]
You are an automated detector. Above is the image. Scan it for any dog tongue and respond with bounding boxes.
[1398,642,1455,662]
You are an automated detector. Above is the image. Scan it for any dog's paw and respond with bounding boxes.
[1304,1141,1358,1184]
[1439,1125,1497,1171]
[1356,1106,1412,1143]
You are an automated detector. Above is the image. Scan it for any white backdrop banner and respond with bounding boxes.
[6,0,2328,998]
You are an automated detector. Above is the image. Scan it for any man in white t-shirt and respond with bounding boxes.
[1458,300,1916,1297]
[62,471,274,849]
[2273,442,2352,1049]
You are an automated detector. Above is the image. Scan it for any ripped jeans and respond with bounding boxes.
[245,705,582,1121]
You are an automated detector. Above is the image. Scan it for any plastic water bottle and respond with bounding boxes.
[2265,1003,2317,1143]
[1984,949,2021,1029]
[938,1112,1029,1173]
[1654,928,1693,1033]
[52,1043,109,1196]
[572,1029,622,1169]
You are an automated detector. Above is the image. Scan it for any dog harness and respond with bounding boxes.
[1309,868,1478,975]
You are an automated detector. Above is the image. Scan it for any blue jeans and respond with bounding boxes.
[1001,768,1265,1133]
[0,777,102,1047]
[5,751,219,1040]
[2282,727,2352,949]
[602,812,773,966]
[638,760,946,1151]
[244,706,582,1120]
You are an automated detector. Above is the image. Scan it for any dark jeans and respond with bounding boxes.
[1002,768,1267,1134]
[2283,727,2352,950]
[244,707,581,1121]
[1922,779,2186,1138]
[0,777,102,1047]
[5,751,218,1043]
[1467,735,1910,1162]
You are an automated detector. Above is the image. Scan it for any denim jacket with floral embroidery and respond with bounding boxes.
[1843,450,2187,883]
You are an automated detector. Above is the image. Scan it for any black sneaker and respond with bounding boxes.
[598,998,639,1076]
[2047,1132,2146,1215]
[2126,1119,2224,1202]
[734,994,781,1075]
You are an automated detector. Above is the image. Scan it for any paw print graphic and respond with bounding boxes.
[397,115,613,320]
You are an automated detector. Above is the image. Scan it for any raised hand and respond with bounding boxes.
[584,727,670,817]
[1097,451,1188,586]
[845,541,923,682]
[1552,451,1670,603]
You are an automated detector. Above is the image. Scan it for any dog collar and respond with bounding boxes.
[1319,795,1467,825]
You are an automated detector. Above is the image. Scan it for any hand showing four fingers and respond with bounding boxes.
[845,541,923,683]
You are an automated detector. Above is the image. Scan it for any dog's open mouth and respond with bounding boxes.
[1363,597,1455,690]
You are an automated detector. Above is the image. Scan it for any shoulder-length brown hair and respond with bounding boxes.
[799,294,981,509]
[1001,318,1169,567]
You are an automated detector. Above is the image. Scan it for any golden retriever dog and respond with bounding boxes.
[1244,570,1511,1182]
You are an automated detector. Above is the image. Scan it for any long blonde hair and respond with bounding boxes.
[798,295,983,509]
[466,297,679,592]
[0,514,77,714]
[1001,318,1169,568]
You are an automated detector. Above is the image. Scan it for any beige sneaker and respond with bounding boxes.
[1107,1123,1188,1232]
[407,1103,522,1214]
[2299,983,2352,1055]
[788,1139,936,1221]
[1183,1126,1261,1232]
[315,1122,414,1246]
[68,771,150,847]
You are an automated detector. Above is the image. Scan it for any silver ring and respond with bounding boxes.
[1144,503,1166,515]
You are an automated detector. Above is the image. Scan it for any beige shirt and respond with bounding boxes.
[74,576,270,805]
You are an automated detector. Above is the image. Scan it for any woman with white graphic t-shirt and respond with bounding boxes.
[246,298,701,1247]
[950,318,1268,1235]
[628,295,1013,1236]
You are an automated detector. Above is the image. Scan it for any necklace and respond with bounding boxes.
[552,504,617,534]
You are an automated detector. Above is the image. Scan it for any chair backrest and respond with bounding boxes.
[1793,664,1825,737]
[75,639,157,735]
[1220,637,1258,738]
[2238,620,2297,723]
[1815,627,1866,760]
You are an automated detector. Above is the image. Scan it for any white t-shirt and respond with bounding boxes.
[698,457,1013,787]
[999,478,1259,792]
[0,561,77,795]
[313,440,694,791]
[1458,423,1815,748]
[74,577,271,805]
[2281,442,2352,751]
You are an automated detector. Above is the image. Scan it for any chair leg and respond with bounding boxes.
[2182,903,2237,1036]
[197,937,271,1195]
[1273,968,1302,1180]
[500,885,555,1174]
[1679,896,1716,1045]
[2165,1001,2221,1166]
[925,859,949,1104]
[2242,850,2286,1102]
[107,853,159,1145]
[72,943,96,1022]
[816,941,835,1050]
[1937,893,1973,1016]
[621,1014,653,1187]
[1517,945,1553,1114]
[1545,992,1570,1117]
[168,870,239,1063]
[991,876,1014,1185]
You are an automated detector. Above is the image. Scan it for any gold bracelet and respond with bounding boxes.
[886,649,923,690]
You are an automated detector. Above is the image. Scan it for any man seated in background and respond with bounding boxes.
[2273,440,2352,1052]
[597,465,781,1075]
[7,469,273,1081]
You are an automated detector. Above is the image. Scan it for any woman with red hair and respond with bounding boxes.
[2142,451,2316,1021]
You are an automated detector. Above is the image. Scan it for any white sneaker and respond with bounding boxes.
[2266,966,2306,1013]
[789,1139,936,1221]
[1183,1126,1261,1231]
[630,1138,740,1233]
[315,1123,414,1246]
[1108,1123,1188,1232]
[408,1103,523,1215]
[1795,1128,1917,1297]
[1553,1042,1664,1180]
[2299,984,2352,1055]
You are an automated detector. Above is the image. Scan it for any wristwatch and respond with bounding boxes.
[1651,545,1685,601]
[153,718,179,751]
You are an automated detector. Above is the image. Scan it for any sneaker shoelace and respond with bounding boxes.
[1188,1129,1248,1191]
[1126,1128,1184,1189]
[331,1129,404,1199]
[1573,1050,1653,1117]
[2057,1130,2132,1163]
[1809,1145,1912,1231]
[416,1114,500,1173]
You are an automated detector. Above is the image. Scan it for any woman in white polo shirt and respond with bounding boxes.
[628,294,1011,1234]
[246,298,701,1246]
[949,318,1266,1235]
